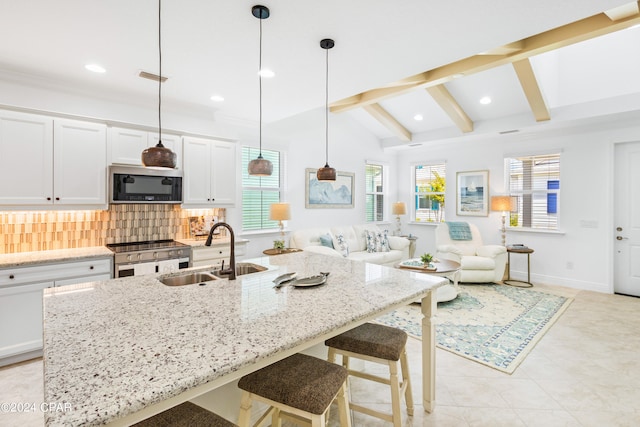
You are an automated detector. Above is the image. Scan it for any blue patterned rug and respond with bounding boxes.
[376,284,573,374]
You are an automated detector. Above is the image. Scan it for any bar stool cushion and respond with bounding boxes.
[325,323,407,361]
[238,353,348,415]
[132,401,236,427]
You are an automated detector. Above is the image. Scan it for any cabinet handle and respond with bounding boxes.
[211,198,215,202]
[9,274,14,279]
[89,266,94,270]
[47,197,52,201]
[55,197,60,201]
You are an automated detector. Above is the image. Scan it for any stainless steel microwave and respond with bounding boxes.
[109,165,183,204]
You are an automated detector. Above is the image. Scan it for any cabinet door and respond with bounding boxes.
[149,132,182,169]
[54,119,107,205]
[211,140,237,206]
[0,110,53,205]
[109,127,148,165]
[0,281,53,359]
[183,136,213,205]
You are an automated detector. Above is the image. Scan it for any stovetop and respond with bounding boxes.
[106,239,189,254]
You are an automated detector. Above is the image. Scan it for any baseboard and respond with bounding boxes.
[509,270,610,293]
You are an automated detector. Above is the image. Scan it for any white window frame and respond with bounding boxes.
[240,146,284,233]
[411,161,446,224]
[504,152,561,231]
[365,160,387,223]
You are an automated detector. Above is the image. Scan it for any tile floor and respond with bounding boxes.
[1,283,639,426]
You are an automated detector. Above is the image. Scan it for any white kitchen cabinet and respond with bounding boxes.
[109,126,182,169]
[183,136,236,207]
[0,257,112,366]
[0,110,53,205]
[0,111,107,207]
[191,240,247,269]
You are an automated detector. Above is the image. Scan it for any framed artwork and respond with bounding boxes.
[305,168,355,209]
[456,170,489,216]
[188,215,218,239]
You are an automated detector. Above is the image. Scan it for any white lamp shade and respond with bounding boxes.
[270,203,291,221]
[491,196,515,212]
[392,202,407,215]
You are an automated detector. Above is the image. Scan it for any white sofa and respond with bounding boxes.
[289,224,409,266]
[435,222,507,283]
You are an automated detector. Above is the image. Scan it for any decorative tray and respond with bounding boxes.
[291,274,327,288]
[398,259,437,272]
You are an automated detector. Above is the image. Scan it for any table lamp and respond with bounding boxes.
[269,203,291,241]
[491,195,515,246]
[391,202,406,236]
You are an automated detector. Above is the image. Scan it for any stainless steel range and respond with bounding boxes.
[107,240,191,278]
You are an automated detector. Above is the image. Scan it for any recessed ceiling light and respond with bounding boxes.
[479,96,492,105]
[413,114,424,121]
[259,69,275,78]
[85,64,106,73]
[210,95,224,102]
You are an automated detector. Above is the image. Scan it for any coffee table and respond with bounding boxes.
[397,258,461,302]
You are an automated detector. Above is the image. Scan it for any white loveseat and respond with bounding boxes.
[289,224,410,266]
[435,222,507,283]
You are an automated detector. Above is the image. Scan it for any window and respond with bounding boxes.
[506,153,560,230]
[365,163,385,222]
[241,147,282,231]
[413,163,446,222]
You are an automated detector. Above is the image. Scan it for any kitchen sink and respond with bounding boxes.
[160,272,219,286]
[212,262,268,278]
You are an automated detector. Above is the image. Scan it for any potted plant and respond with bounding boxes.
[420,252,434,268]
[273,240,285,250]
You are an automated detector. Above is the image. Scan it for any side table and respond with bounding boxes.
[397,258,461,302]
[262,248,303,256]
[505,246,534,287]
[400,235,418,258]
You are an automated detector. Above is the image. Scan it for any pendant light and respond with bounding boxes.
[141,0,177,169]
[317,38,336,181]
[247,5,273,176]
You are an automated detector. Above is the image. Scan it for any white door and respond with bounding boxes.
[210,140,237,206]
[614,141,640,297]
[183,136,213,205]
[109,127,148,165]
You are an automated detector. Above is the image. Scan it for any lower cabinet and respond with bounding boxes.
[191,241,248,269]
[0,257,112,366]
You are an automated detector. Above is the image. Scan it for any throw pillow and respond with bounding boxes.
[335,233,350,257]
[364,230,377,253]
[377,229,390,252]
[319,233,334,249]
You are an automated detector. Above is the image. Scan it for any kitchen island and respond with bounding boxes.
[43,251,446,426]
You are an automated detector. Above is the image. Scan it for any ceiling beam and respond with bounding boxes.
[512,59,550,122]
[478,41,525,55]
[362,103,412,141]
[330,10,640,113]
[425,84,474,132]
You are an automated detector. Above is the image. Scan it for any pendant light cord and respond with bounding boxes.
[325,46,329,166]
[157,0,163,147]
[258,13,263,158]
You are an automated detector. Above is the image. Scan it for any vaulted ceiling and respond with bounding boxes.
[0,1,638,147]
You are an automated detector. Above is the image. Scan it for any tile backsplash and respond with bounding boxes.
[0,205,225,254]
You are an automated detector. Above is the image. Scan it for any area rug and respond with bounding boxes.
[376,284,573,374]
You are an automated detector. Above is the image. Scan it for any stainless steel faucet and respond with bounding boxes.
[205,222,236,280]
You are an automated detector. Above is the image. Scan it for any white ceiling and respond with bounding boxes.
[0,0,638,144]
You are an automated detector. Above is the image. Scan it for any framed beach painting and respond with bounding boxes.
[456,170,489,216]
[305,168,355,208]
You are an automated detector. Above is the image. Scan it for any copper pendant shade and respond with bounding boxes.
[317,38,336,182]
[142,0,177,169]
[248,5,273,176]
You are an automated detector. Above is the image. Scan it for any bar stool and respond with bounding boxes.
[325,322,413,427]
[132,401,237,426]
[237,353,351,427]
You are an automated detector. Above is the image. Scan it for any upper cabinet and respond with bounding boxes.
[0,111,107,207]
[109,126,182,169]
[183,136,236,207]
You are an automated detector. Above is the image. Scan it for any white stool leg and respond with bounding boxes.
[237,391,253,427]
[336,382,352,427]
[400,349,414,416]
[389,360,402,427]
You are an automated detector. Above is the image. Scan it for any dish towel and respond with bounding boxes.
[446,221,472,240]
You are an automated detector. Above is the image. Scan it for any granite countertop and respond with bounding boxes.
[0,246,113,269]
[43,251,445,426]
